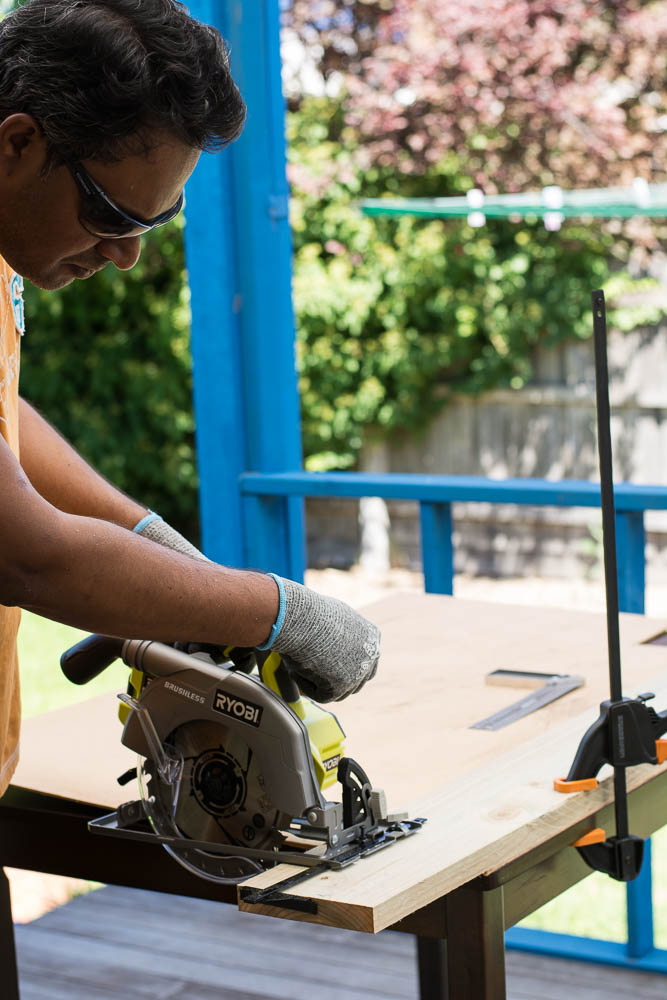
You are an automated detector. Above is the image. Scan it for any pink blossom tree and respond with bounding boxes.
[285,0,667,191]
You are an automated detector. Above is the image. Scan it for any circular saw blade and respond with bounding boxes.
[150,719,291,852]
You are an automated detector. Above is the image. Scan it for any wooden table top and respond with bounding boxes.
[11,593,667,933]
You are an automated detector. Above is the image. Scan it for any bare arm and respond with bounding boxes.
[1,433,278,646]
[13,400,381,703]
[18,397,147,528]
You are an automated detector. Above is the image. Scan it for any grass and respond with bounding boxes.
[16,609,667,948]
[18,610,124,718]
[519,827,667,947]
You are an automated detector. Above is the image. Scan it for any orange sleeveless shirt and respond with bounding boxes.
[0,255,24,797]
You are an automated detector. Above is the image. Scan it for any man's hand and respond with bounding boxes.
[133,512,209,561]
[14,398,380,698]
[137,521,380,703]
[262,577,380,703]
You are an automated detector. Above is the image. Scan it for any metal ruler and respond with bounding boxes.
[470,673,585,731]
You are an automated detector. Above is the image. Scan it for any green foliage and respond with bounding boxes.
[20,220,199,537]
[289,97,654,470]
[19,95,664,495]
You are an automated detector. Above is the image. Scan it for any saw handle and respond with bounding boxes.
[60,634,124,685]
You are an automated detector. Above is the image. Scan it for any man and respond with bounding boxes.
[0,0,380,797]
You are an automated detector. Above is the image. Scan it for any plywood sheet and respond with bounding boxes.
[12,694,135,808]
[238,593,667,931]
[9,595,667,933]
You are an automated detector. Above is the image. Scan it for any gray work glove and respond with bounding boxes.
[260,575,380,703]
[133,512,209,561]
[133,516,379,702]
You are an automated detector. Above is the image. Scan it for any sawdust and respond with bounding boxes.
[7,567,667,924]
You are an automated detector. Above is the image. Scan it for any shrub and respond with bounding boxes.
[20,221,200,537]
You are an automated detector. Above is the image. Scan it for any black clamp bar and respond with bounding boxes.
[555,292,667,882]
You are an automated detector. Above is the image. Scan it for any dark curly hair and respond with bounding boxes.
[0,0,246,168]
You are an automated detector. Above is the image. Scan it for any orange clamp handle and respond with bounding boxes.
[572,827,606,848]
[656,740,667,765]
[553,776,599,794]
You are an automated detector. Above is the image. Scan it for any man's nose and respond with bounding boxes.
[96,235,142,271]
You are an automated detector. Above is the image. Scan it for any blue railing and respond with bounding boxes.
[240,470,667,972]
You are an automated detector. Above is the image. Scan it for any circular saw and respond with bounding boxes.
[60,635,426,888]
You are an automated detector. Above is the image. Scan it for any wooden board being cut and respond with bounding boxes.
[9,594,667,935]
[12,694,136,808]
[238,592,667,932]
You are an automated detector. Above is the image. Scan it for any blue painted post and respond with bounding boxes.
[243,494,291,575]
[615,510,654,959]
[616,511,646,615]
[627,839,655,959]
[221,0,304,582]
[185,0,305,579]
[419,502,454,594]
[184,141,246,566]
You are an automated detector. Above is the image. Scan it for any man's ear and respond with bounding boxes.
[0,114,46,177]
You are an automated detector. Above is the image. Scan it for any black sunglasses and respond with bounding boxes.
[66,160,184,239]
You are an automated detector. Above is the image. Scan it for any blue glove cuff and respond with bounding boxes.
[132,510,163,533]
[256,573,287,650]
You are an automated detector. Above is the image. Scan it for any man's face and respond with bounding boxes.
[0,115,199,290]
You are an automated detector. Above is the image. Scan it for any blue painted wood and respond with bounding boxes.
[242,494,291,576]
[287,493,306,583]
[218,0,305,578]
[224,1,302,475]
[241,471,667,511]
[419,502,454,595]
[506,926,667,974]
[616,511,646,615]
[183,3,245,566]
[184,0,304,575]
[627,839,655,959]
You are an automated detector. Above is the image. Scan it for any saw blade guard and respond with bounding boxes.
[136,748,266,885]
[117,640,327,885]
[120,640,327,817]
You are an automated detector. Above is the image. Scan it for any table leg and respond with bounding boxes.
[1,867,20,999]
[417,936,448,999]
[445,883,506,1000]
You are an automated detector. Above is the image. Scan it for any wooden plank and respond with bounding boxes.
[15,892,418,1000]
[19,982,271,1000]
[10,595,667,936]
[500,770,667,928]
[38,891,416,977]
[12,694,135,808]
[16,927,411,1000]
[505,951,667,1000]
[16,885,667,1000]
[16,922,416,1000]
[17,980,168,1000]
[239,712,667,931]
[14,594,667,809]
[239,594,667,931]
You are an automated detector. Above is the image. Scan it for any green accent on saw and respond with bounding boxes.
[260,651,345,791]
[118,666,144,726]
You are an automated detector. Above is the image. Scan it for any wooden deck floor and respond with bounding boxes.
[13,885,667,1000]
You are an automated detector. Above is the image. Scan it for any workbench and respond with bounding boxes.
[3,593,667,999]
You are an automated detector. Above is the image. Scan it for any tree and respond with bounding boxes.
[285,1,667,190]
[283,1,667,471]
